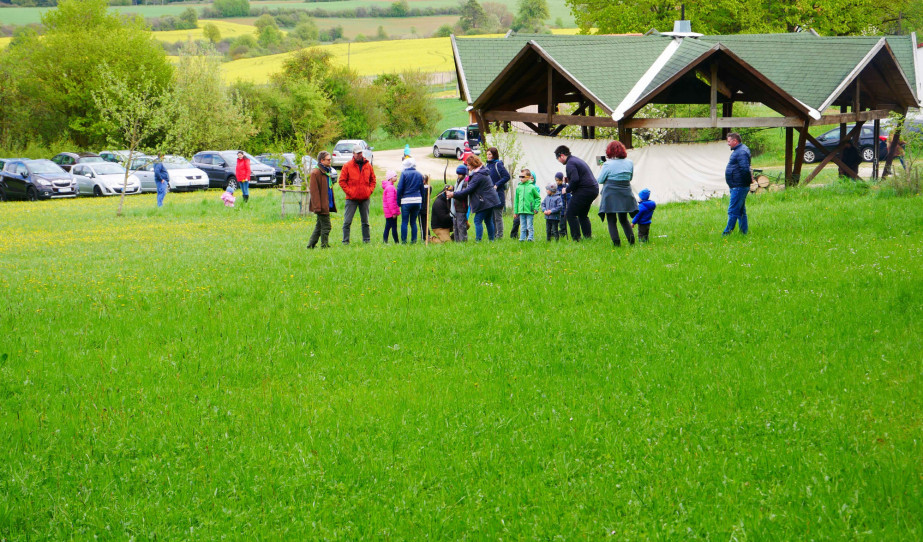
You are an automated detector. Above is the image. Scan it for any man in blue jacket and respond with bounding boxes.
[723,133,751,235]
[153,153,169,208]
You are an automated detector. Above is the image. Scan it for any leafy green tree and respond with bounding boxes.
[202,22,222,43]
[213,0,250,18]
[0,0,172,147]
[432,24,453,37]
[256,16,284,48]
[165,43,255,157]
[373,71,440,138]
[291,20,319,43]
[179,7,198,28]
[513,0,548,32]
[390,0,409,17]
[458,0,488,32]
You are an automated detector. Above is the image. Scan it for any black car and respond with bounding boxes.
[255,153,301,185]
[0,159,77,201]
[190,150,276,189]
[804,124,889,164]
[51,152,106,172]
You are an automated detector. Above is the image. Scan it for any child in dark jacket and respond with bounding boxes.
[541,183,563,241]
[631,188,656,242]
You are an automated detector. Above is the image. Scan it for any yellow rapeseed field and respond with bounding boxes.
[0,37,12,49]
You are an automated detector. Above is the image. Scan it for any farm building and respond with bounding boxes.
[452,28,921,187]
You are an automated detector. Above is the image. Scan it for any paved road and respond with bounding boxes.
[373,147,464,187]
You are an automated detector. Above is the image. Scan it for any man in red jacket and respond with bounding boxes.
[337,146,377,245]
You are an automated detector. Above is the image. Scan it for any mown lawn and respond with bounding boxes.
[0,182,921,539]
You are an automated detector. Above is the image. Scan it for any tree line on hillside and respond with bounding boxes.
[565,0,922,36]
[0,0,439,160]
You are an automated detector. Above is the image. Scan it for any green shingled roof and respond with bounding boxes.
[453,32,920,114]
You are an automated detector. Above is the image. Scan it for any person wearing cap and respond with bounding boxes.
[337,145,377,245]
[554,145,598,241]
[452,164,469,242]
[554,171,569,238]
[541,182,564,241]
[396,157,425,243]
[460,142,475,164]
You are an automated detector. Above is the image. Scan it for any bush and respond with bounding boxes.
[213,0,249,18]
[373,71,440,139]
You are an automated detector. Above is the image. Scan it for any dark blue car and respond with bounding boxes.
[803,124,889,164]
[0,159,78,201]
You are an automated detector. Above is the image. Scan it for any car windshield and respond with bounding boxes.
[261,158,280,167]
[79,156,105,163]
[163,157,193,169]
[26,160,66,174]
[334,143,355,152]
[92,163,126,175]
[129,159,152,170]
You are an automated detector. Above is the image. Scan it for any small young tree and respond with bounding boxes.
[513,0,549,32]
[484,128,523,207]
[92,67,173,216]
[373,71,440,138]
[202,22,222,43]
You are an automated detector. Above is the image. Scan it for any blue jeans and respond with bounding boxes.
[473,209,496,241]
[400,203,421,243]
[518,213,534,241]
[239,181,250,197]
[155,180,167,207]
[724,186,749,234]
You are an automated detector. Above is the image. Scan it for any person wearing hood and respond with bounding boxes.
[597,141,637,247]
[554,171,569,239]
[381,170,400,244]
[513,168,541,241]
[460,142,475,164]
[631,189,656,243]
[338,145,377,245]
[541,182,563,241]
[396,157,425,243]
[307,151,336,249]
[447,155,501,241]
[235,151,251,202]
[452,164,469,242]
[484,147,510,239]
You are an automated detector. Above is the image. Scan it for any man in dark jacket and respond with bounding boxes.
[485,147,510,239]
[555,145,599,241]
[723,132,751,235]
[307,151,335,249]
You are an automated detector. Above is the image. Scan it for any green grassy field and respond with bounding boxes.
[1,179,921,538]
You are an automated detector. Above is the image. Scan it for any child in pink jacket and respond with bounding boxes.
[382,170,400,243]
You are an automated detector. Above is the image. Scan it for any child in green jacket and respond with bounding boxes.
[514,169,542,242]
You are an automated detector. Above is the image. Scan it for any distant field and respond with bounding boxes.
[153,20,267,43]
[297,15,459,39]
[0,0,574,27]
[0,37,10,48]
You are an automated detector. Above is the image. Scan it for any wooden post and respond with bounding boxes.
[839,105,847,176]
[424,184,430,246]
[710,63,718,126]
[546,66,554,128]
[872,119,880,180]
[882,108,906,178]
[792,121,810,185]
[784,127,794,186]
[721,102,733,140]
[588,103,596,139]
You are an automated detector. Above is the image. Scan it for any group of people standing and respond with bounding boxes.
[303,132,755,248]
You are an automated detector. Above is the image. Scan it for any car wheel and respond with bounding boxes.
[803,149,816,164]
[433,146,441,158]
[93,185,103,197]
[0,187,6,202]
[860,146,874,162]
[26,186,38,202]
[225,175,236,191]
[456,148,464,160]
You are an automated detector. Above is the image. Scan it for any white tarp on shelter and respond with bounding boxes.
[515,134,730,204]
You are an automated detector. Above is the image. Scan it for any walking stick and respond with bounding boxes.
[425,184,431,246]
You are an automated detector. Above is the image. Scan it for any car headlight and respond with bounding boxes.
[35,178,51,186]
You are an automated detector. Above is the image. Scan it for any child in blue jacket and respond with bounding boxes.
[541,183,563,241]
[631,188,656,242]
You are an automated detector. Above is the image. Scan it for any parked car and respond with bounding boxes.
[0,158,27,171]
[51,152,105,172]
[0,159,77,201]
[331,140,373,168]
[256,153,305,185]
[99,150,133,163]
[133,155,209,193]
[803,124,889,164]
[71,162,141,196]
[191,150,276,189]
[433,124,481,159]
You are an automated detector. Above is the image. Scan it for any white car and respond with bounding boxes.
[331,139,373,168]
[72,162,141,196]
[133,155,209,192]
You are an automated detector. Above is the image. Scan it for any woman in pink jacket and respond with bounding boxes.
[381,170,400,243]
[235,151,252,202]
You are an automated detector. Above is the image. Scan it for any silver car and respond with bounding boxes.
[72,162,141,196]
[433,126,481,159]
[331,140,373,168]
[134,155,209,192]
